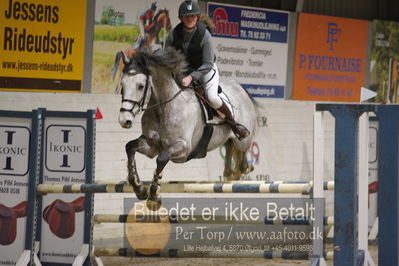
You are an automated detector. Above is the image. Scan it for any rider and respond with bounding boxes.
[136,2,158,49]
[166,0,250,140]
[139,2,157,34]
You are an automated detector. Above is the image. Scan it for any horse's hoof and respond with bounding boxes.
[242,165,254,174]
[232,172,242,180]
[224,174,236,181]
[146,197,162,211]
[135,186,148,200]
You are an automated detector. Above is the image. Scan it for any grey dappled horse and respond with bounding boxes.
[117,47,257,210]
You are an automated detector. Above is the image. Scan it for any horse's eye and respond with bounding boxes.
[138,84,144,90]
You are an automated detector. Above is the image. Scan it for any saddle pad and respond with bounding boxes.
[200,91,234,125]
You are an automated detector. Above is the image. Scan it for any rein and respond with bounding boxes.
[120,74,184,116]
[144,89,184,111]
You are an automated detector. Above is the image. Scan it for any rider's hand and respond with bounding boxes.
[181,75,193,87]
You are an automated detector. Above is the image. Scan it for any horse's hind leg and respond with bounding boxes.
[239,151,254,174]
[232,149,244,180]
[125,135,158,200]
[223,140,235,181]
[232,150,254,180]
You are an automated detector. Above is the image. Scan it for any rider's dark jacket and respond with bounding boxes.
[166,21,215,81]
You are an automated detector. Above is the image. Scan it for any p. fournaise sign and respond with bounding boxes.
[292,13,369,102]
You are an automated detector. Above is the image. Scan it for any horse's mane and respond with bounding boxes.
[128,47,187,79]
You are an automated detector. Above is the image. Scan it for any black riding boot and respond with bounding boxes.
[218,102,250,140]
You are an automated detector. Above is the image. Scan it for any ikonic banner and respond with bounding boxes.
[0,0,87,92]
[40,117,88,264]
[207,2,289,98]
[0,116,31,265]
[292,13,369,102]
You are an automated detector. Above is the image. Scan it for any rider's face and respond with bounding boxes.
[181,15,198,30]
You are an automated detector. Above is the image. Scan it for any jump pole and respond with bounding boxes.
[93,247,334,260]
[93,214,334,226]
[36,181,334,195]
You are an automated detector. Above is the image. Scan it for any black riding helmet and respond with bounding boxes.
[178,0,200,17]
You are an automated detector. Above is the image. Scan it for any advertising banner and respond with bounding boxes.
[92,0,180,93]
[207,2,289,98]
[0,0,87,92]
[369,20,399,103]
[0,116,31,265]
[39,117,88,264]
[292,13,369,102]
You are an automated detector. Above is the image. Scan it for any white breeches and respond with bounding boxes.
[201,63,222,109]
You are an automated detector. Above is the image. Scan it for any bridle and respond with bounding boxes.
[119,72,184,117]
[119,72,150,118]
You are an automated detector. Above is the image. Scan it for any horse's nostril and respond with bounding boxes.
[125,120,132,127]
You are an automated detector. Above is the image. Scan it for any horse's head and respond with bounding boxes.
[118,51,151,129]
[117,47,187,129]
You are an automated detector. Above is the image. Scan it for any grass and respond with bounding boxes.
[94,25,140,43]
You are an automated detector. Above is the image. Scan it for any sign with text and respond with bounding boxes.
[45,125,86,172]
[0,126,30,176]
[0,0,87,92]
[207,2,289,98]
[123,197,324,255]
[40,116,87,264]
[292,13,369,102]
[0,116,31,265]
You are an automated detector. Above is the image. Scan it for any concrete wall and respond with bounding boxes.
[0,92,335,243]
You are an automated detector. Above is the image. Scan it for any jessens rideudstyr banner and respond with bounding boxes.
[0,0,87,92]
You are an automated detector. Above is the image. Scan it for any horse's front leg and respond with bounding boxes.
[125,135,158,200]
[147,141,188,210]
[146,150,169,210]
